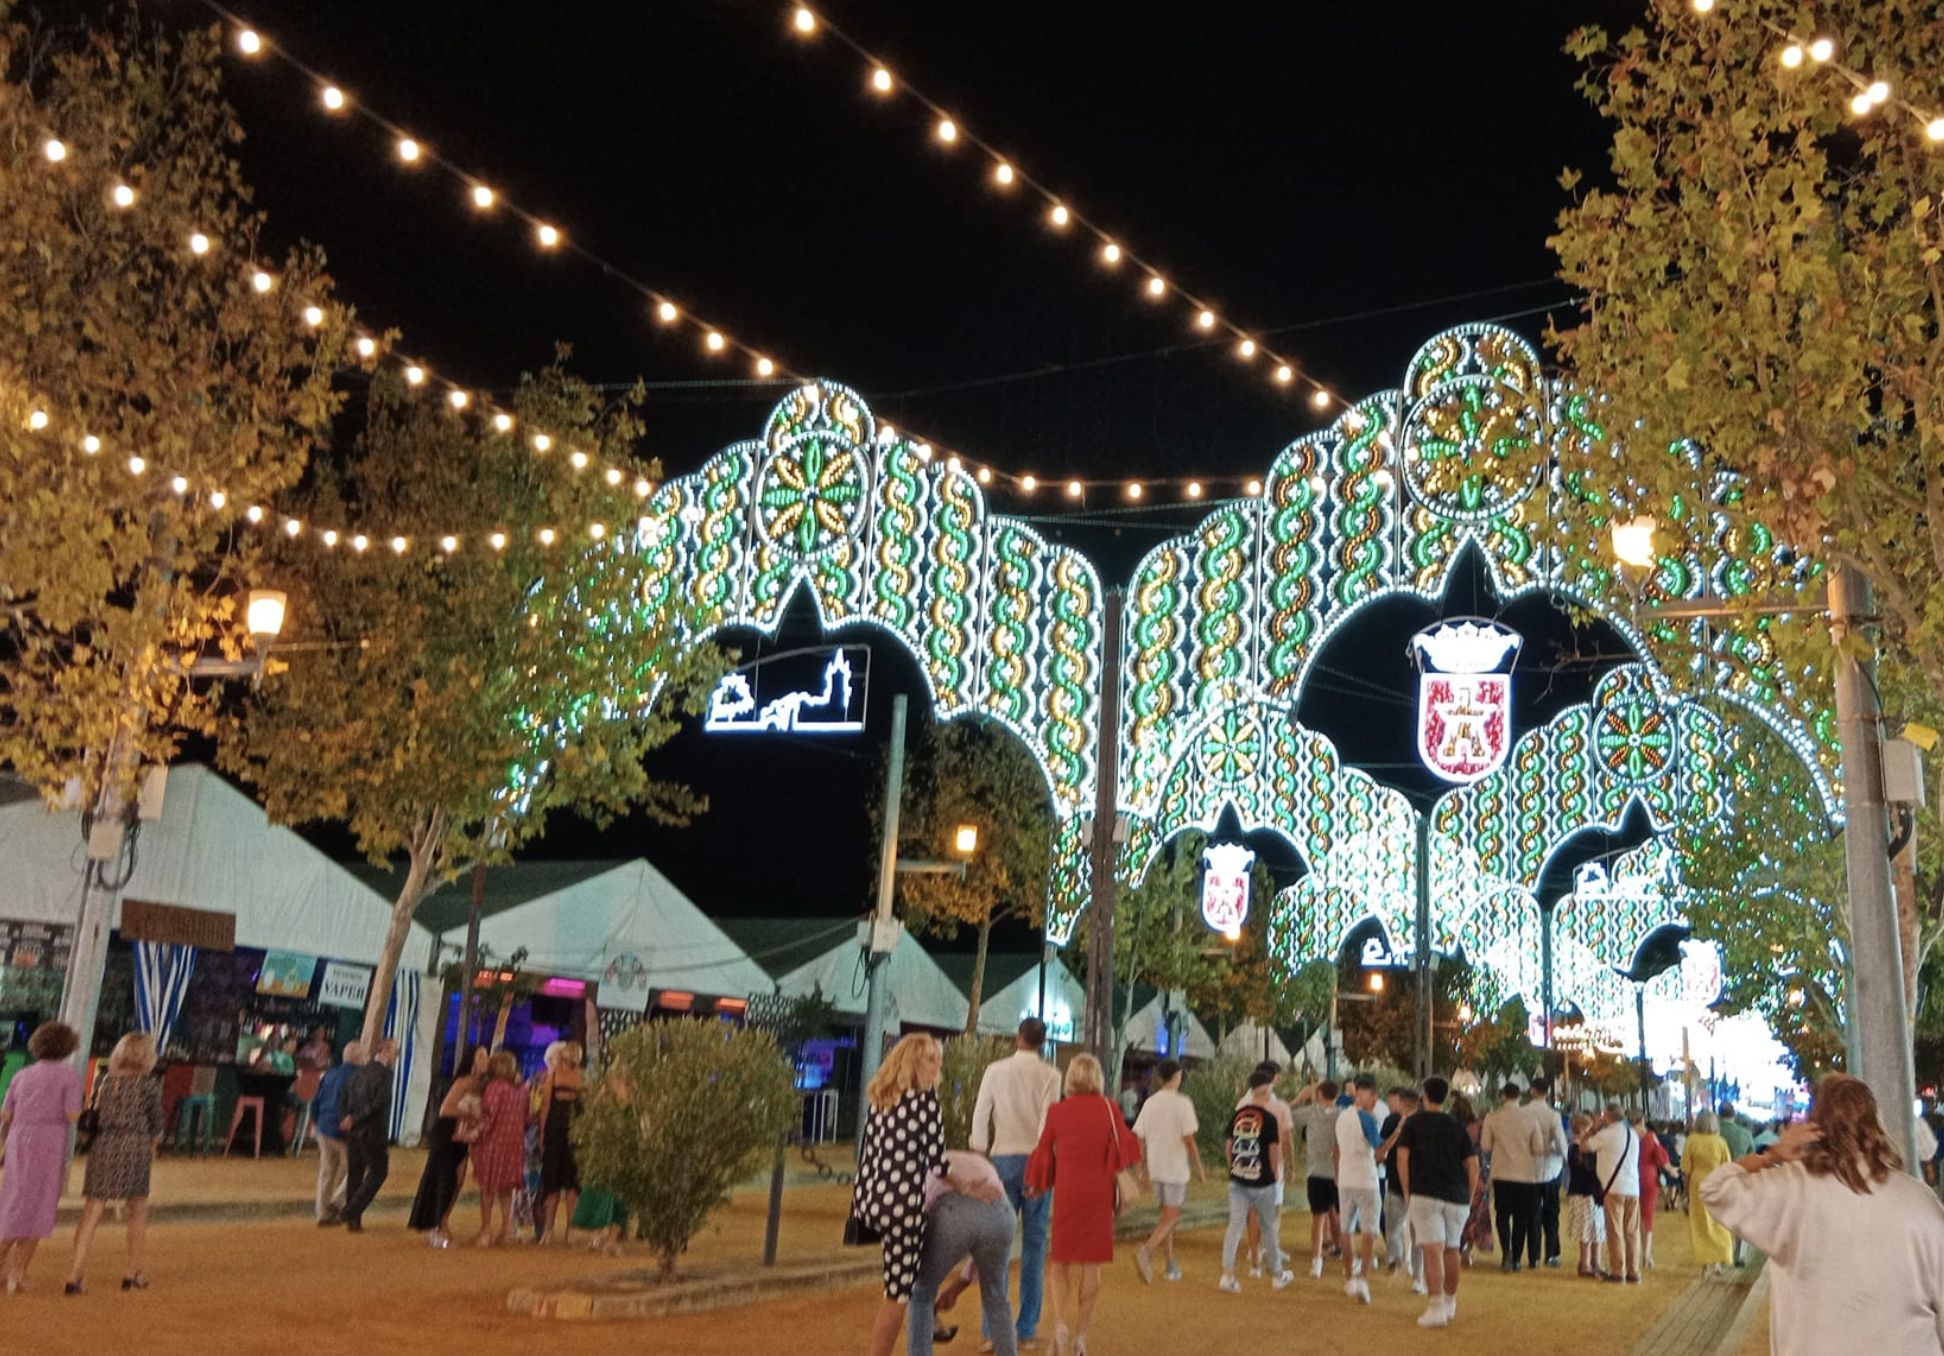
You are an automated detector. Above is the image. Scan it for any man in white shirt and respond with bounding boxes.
[1333,1074,1384,1302]
[969,1017,1063,1347]
[1480,1081,1540,1271]
[1132,1058,1203,1283]
[1583,1101,1643,1283]
[1522,1075,1571,1267]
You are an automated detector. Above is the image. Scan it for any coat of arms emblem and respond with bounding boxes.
[1409,621,1521,784]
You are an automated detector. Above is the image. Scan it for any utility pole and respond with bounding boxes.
[1830,564,1920,1173]
[1413,811,1433,1083]
[1084,591,1124,1075]
[459,861,487,1052]
[858,694,908,1139]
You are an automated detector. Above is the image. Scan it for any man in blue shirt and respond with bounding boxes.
[312,1040,364,1226]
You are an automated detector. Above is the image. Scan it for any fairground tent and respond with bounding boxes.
[1120,989,1217,1061]
[934,950,1090,1046]
[718,918,970,1032]
[0,764,440,1139]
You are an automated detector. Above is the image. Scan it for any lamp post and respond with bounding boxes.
[1610,519,1919,1170]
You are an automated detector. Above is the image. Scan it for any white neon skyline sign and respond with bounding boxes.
[705,649,866,734]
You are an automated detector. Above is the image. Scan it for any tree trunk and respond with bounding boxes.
[359,809,448,1049]
[964,912,994,1036]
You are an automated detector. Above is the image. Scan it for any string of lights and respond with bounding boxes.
[778,5,1344,413]
[188,1,1294,508]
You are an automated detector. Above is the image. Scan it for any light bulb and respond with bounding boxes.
[1197,310,1216,329]
[589,522,606,540]
[1313,389,1332,409]
[1186,480,1206,499]
[351,535,369,552]
[657,300,678,323]
[635,478,652,497]
[322,530,339,547]
[189,233,211,255]
[251,271,274,293]
[1852,92,1874,115]
[390,536,408,554]
[449,390,469,409]
[872,67,892,93]
[1237,338,1256,359]
[1146,276,1166,297]
[605,467,623,486]
[1245,479,1262,496]
[355,337,376,359]
[27,410,48,430]
[1021,475,1038,492]
[1930,118,1944,141]
[994,162,1014,185]
[538,527,557,546]
[303,305,324,326]
[1049,203,1070,228]
[237,29,262,54]
[127,456,146,475]
[1275,364,1293,383]
[284,519,302,537]
[208,491,227,509]
[1692,0,1713,11]
[82,435,101,454]
[1309,475,1327,496]
[321,85,346,111]
[171,476,189,494]
[705,331,726,352]
[570,450,589,469]
[404,365,425,385]
[472,184,494,209]
[793,7,816,34]
[493,413,514,432]
[397,137,420,163]
[43,139,66,163]
[1867,81,1890,104]
[1127,482,1143,500]
[1809,37,1834,61]
[441,535,459,553]
[246,505,264,523]
[1101,242,1121,265]
[533,433,553,452]
[536,223,560,248]
[915,443,933,462]
[111,184,136,208]
[977,466,993,485]
[1780,44,1803,68]
[489,531,507,550]
[756,356,775,377]
[1066,480,1083,499]
[937,118,957,143]
[947,455,962,472]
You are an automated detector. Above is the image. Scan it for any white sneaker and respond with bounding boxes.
[1444,1296,1457,1321]
[1272,1270,1296,1290]
[1418,1303,1450,1329]
[1411,1277,1429,1295]
[1164,1262,1183,1282]
[1220,1275,1243,1295]
[1353,1279,1372,1304]
[1344,1278,1360,1298]
[1309,1257,1325,1278]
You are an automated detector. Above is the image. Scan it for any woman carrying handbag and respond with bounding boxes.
[851,1035,948,1356]
[1026,1054,1141,1356]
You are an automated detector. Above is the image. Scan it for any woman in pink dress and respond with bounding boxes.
[1026,1053,1140,1356]
[468,1051,530,1247]
[0,1023,84,1293]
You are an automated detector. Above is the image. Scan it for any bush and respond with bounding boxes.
[572,1018,798,1279]
[1184,1053,1256,1166]
[939,1033,1011,1149]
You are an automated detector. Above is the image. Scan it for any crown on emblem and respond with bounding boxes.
[1410,621,1521,674]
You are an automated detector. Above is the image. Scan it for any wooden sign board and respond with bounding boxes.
[120,900,236,952]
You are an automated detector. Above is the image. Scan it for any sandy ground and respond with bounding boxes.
[5,1154,1714,1356]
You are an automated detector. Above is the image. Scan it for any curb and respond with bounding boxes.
[1710,1260,1770,1356]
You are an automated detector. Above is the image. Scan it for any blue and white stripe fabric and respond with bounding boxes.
[132,941,198,1057]
[381,969,420,1141]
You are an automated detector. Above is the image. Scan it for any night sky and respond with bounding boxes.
[106,0,1651,933]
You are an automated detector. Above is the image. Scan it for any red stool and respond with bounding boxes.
[223,1096,266,1158]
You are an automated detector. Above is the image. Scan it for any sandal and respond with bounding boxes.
[122,1275,149,1291]
[933,1326,959,1345]
[64,1281,84,1296]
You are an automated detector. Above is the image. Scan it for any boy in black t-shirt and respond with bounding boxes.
[1219,1070,1295,1293]
[1394,1076,1478,1329]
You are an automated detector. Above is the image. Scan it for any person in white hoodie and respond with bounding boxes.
[1480,1082,1541,1271]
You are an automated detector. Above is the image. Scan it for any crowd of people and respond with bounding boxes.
[849,1021,1944,1353]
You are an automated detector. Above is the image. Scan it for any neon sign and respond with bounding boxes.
[706,648,867,734]
[1410,620,1521,784]
[1201,842,1256,938]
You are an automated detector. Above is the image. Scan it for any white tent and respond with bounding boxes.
[0,764,440,1139]
[1221,1020,1293,1068]
[1120,992,1217,1061]
[975,954,1089,1046]
[459,860,772,1005]
[776,927,969,1032]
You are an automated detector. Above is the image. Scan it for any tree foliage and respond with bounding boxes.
[896,720,1054,1034]
[1183,1051,1255,1166]
[572,1019,798,1280]
[0,9,347,804]
[938,1032,1010,1150]
[220,362,722,1043]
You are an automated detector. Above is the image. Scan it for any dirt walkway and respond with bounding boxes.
[6,1169,1709,1356]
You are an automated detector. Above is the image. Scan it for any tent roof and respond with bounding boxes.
[743,921,968,1030]
[345,859,632,937]
[1122,991,1217,1060]
[456,860,773,999]
[715,916,867,982]
[931,950,1044,997]
[0,764,432,969]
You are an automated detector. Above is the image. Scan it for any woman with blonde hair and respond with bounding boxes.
[1682,1111,1734,1277]
[851,1034,946,1356]
[535,1039,585,1245]
[65,1032,166,1293]
[0,1022,83,1292]
[1027,1053,1141,1356]
[1702,1073,1944,1355]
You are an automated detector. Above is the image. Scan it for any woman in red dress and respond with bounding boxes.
[1633,1110,1670,1268]
[469,1052,530,1247]
[1026,1053,1140,1356]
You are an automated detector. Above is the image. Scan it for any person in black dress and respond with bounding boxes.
[536,1041,584,1246]
[408,1046,488,1248]
[65,1033,165,1293]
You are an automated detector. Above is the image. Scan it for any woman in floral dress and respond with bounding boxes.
[66,1032,165,1293]
[469,1051,530,1247]
[1451,1094,1495,1262]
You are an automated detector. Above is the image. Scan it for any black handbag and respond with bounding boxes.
[842,1214,883,1247]
[844,1112,884,1246]
[76,1073,107,1150]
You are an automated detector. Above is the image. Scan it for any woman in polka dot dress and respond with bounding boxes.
[851,1034,946,1356]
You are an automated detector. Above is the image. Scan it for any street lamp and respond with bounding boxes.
[954,823,979,857]
[1609,515,1659,570]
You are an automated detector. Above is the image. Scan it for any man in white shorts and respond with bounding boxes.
[1132,1059,1203,1283]
[1396,1075,1480,1329]
[1332,1074,1385,1303]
